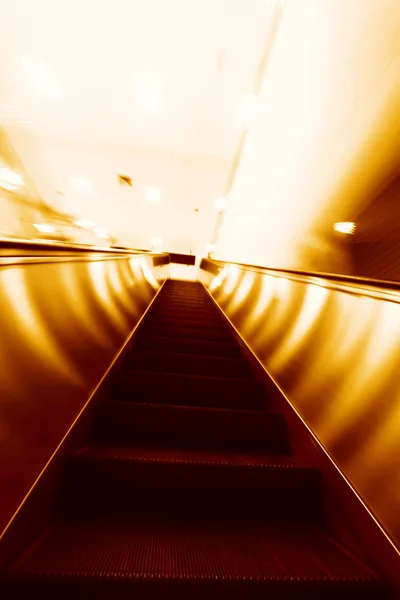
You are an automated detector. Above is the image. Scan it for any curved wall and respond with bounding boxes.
[0,251,168,535]
[200,260,400,554]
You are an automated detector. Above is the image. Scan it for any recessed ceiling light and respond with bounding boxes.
[75,218,96,229]
[70,177,93,196]
[33,223,56,233]
[134,74,164,115]
[145,186,162,203]
[334,222,356,234]
[94,227,109,239]
[0,167,25,192]
[21,57,62,100]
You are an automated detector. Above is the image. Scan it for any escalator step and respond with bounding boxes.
[124,350,252,378]
[148,309,223,322]
[145,314,224,328]
[112,371,266,410]
[4,518,382,600]
[0,280,387,600]
[92,401,289,452]
[142,317,228,332]
[154,302,213,311]
[142,325,233,342]
[133,335,242,357]
[60,445,322,521]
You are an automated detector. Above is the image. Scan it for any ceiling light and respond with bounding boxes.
[151,237,163,250]
[74,218,96,229]
[93,227,109,239]
[206,244,216,254]
[238,93,258,129]
[70,177,93,196]
[21,57,62,100]
[145,186,162,203]
[334,222,356,234]
[0,167,25,192]
[33,223,56,234]
[214,196,229,212]
[134,75,164,115]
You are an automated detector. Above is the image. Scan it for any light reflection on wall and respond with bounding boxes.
[200,260,400,553]
[0,267,83,386]
[269,283,329,370]
[0,253,168,536]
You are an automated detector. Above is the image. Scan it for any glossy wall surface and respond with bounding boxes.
[200,260,400,553]
[0,251,168,536]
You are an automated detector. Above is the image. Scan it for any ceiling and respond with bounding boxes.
[0,0,273,160]
[0,0,277,253]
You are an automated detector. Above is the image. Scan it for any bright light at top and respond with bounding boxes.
[134,75,164,115]
[21,57,62,100]
[33,223,56,234]
[151,237,163,250]
[334,222,356,234]
[75,219,96,229]
[0,167,25,192]
[145,186,162,203]
[238,93,258,129]
[215,196,229,212]
[94,227,109,239]
[70,177,93,196]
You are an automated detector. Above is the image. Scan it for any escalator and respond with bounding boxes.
[1,280,387,598]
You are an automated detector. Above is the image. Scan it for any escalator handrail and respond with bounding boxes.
[0,236,170,266]
[201,258,400,303]
[0,235,151,255]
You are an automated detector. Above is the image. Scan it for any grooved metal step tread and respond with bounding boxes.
[94,401,289,453]
[4,518,381,600]
[74,444,304,468]
[1,279,387,600]
[145,317,225,329]
[112,370,266,410]
[143,325,233,342]
[143,320,229,334]
[60,444,322,521]
[134,335,242,357]
[124,350,252,378]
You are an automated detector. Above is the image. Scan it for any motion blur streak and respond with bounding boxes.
[200,259,400,552]
[215,0,400,281]
[0,252,168,536]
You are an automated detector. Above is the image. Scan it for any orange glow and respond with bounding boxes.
[202,259,400,558]
[334,222,356,234]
